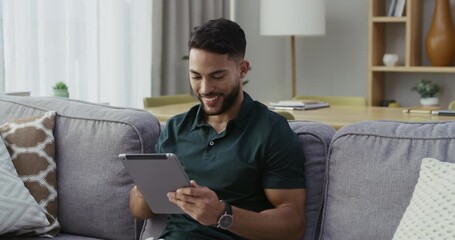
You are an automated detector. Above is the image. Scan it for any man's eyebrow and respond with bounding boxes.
[209,70,227,75]
[189,69,227,75]
[189,69,200,75]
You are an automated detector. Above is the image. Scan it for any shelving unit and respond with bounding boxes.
[368,0,455,106]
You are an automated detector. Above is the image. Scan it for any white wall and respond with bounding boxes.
[237,0,369,103]
[236,0,455,108]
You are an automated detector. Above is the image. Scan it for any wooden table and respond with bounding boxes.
[146,102,455,129]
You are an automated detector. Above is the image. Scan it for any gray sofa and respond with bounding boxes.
[0,95,160,239]
[140,120,455,240]
[320,120,455,239]
[2,94,454,240]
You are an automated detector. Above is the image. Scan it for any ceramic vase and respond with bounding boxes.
[420,97,439,106]
[425,0,455,66]
[383,54,399,66]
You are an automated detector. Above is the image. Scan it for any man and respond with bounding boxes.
[130,18,306,240]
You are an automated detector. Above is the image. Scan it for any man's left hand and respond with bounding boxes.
[167,180,225,226]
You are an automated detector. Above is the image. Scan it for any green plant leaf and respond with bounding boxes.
[53,81,68,90]
[411,79,439,98]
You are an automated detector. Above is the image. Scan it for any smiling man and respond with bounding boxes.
[130,18,307,240]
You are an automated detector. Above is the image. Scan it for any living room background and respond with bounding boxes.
[1,0,455,108]
[236,0,455,107]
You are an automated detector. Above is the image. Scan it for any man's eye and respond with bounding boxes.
[191,75,202,80]
[212,75,224,80]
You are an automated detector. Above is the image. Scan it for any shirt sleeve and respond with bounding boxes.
[262,119,306,189]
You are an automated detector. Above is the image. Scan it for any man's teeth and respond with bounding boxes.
[205,96,219,102]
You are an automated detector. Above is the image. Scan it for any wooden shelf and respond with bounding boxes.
[371,66,455,73]
[368,0,437,106]
[371,16,407,23]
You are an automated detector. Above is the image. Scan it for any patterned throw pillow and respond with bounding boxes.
[0,138,50,234]
[393,158,455,240]
[0,111,60,237]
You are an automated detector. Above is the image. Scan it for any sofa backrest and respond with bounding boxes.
[0,95,160,239]
[320,120,455,240]
[289,121,335,240]
[139,121,336,240]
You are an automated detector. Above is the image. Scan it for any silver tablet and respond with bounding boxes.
[120,153,190,214]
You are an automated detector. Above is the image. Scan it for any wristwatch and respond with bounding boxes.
[217,200,233,230]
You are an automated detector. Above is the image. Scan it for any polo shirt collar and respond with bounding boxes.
[191,91,254,131]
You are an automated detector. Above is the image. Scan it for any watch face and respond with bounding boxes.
[218,213,233,229]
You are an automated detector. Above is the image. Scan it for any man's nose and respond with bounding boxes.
[200,78,214,94]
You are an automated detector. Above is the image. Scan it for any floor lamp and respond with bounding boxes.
[260,0,326,97]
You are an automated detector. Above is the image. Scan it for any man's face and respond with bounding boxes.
[188,49,246,116]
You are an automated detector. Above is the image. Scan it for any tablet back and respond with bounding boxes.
[120,153,190,214]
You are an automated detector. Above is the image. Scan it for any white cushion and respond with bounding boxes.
[0,139,49,234]
[393,158,455,240]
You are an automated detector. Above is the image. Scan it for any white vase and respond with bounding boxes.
[420,97,439,106]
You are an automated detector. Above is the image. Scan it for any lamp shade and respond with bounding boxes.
[260,0,326,36]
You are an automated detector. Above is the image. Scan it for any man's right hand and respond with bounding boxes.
[129,185,154,219]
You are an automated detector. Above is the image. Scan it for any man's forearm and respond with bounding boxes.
[229,205,305,240]
[129,185,154,220]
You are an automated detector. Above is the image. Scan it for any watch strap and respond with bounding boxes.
[220,200,232,215]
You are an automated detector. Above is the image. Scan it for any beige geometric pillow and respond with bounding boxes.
[0,111,60,237]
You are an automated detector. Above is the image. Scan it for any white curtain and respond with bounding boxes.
[2,0,152,108]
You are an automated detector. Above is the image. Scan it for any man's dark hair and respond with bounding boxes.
[188,18,246,60]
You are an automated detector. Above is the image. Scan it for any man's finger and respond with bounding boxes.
[190,180,199,188]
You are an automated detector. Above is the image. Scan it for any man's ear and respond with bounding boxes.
[240,60,250,78]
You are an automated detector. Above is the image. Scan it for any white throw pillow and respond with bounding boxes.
[393,158,455,240]
[0,138,49,234]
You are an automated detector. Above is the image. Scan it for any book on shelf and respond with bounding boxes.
[402,106,443,114]
[268,100,330,110]
[394,0,406,17]
[387,0,398,17]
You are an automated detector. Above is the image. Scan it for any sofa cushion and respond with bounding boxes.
[139,121,336,240]
[392,158,455,240]
[320,121,455,240]
[0,111,59,236]
[0,95,161,240]
[0,138,50,235]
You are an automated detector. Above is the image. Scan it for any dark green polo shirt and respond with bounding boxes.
[156,92,306,240]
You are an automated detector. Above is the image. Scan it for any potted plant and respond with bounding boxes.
[411,79,440,106]
[53,81,69,98]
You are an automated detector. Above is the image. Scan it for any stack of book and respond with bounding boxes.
[402,106,443,114]
[402,106,455,116]
[387,0,406,17]
[268,100,330,110]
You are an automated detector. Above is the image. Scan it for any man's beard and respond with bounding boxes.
[198,81,241,116]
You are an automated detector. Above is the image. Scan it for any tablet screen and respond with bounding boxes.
[120,153,190,214]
